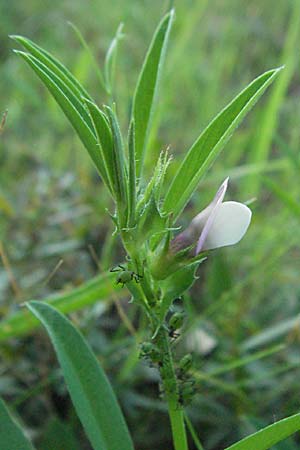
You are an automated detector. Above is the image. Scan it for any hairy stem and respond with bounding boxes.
[155,327,189,450]
[125,249,189,450]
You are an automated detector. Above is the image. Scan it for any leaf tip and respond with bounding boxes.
[9,34,22,42]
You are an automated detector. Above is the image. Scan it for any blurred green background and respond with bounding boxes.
[1,0,300,449]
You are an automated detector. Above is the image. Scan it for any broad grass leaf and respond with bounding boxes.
[163,67,283,220]
[0,397,35,450]
[225,413,300,450]
[27,301,134,450]
[133,9,174,178]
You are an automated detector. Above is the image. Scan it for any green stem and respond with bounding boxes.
[123,249,188,450]
[167,397,189,450]
[156,327,189,450]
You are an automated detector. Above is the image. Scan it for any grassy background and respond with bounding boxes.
[1,0,300,449]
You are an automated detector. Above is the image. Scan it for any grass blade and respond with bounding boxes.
[27,301,134,450]
[67,22,106,92]
[225,413,300,450]
[163,67,283,220]
[104,23,124,97]
[184,413,204,450]
[0,272,115,342]
[133,9,174,178]
[243,1,300,195]
[262,176,300,218]
[0,397,35,450]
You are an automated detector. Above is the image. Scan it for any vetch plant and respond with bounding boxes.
[2,8,300,450]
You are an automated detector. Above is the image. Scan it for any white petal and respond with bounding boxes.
[192,178,229,252]
[201,201,252,251]
[190,178,229,236]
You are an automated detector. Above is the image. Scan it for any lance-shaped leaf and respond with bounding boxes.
[225,412,300,450]
[163,67,283,220]
[85,99,116,195]
[11,35,92,101]
[127,119,137,227]
[0,397,35,450]
[27,301,134,450]
[132,9,174,178]
[15,51,94,130]
[105,106,128,224]
[13,49,111,188]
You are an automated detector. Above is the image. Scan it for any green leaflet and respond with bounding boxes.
[16,51,94,130]
[11,35,92,101]
[0,397,35,450]
[12,43,115,188]
[85,100,115,195]
[133,9,174,178]
[127,120,137,227]
[225,413,300,450]
[27,301,134,450]
[105,106,128,225]
[163,67,283,220]
[13,51,112,181]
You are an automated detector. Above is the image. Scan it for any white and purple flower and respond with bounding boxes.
[171,178,252,255]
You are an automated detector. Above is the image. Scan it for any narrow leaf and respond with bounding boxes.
[11,35,92,101]
[133,9,174,178]
[0,397,35,450]
[225,413,300,450]
[85,99,115,195]
[27,301,134,450]
[164,67,283,220]
[14,51,111,184]
[105,106,128,223]
[18,52,94,130]
[127,120,137,227]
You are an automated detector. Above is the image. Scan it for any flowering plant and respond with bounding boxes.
[2,9,299,450]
